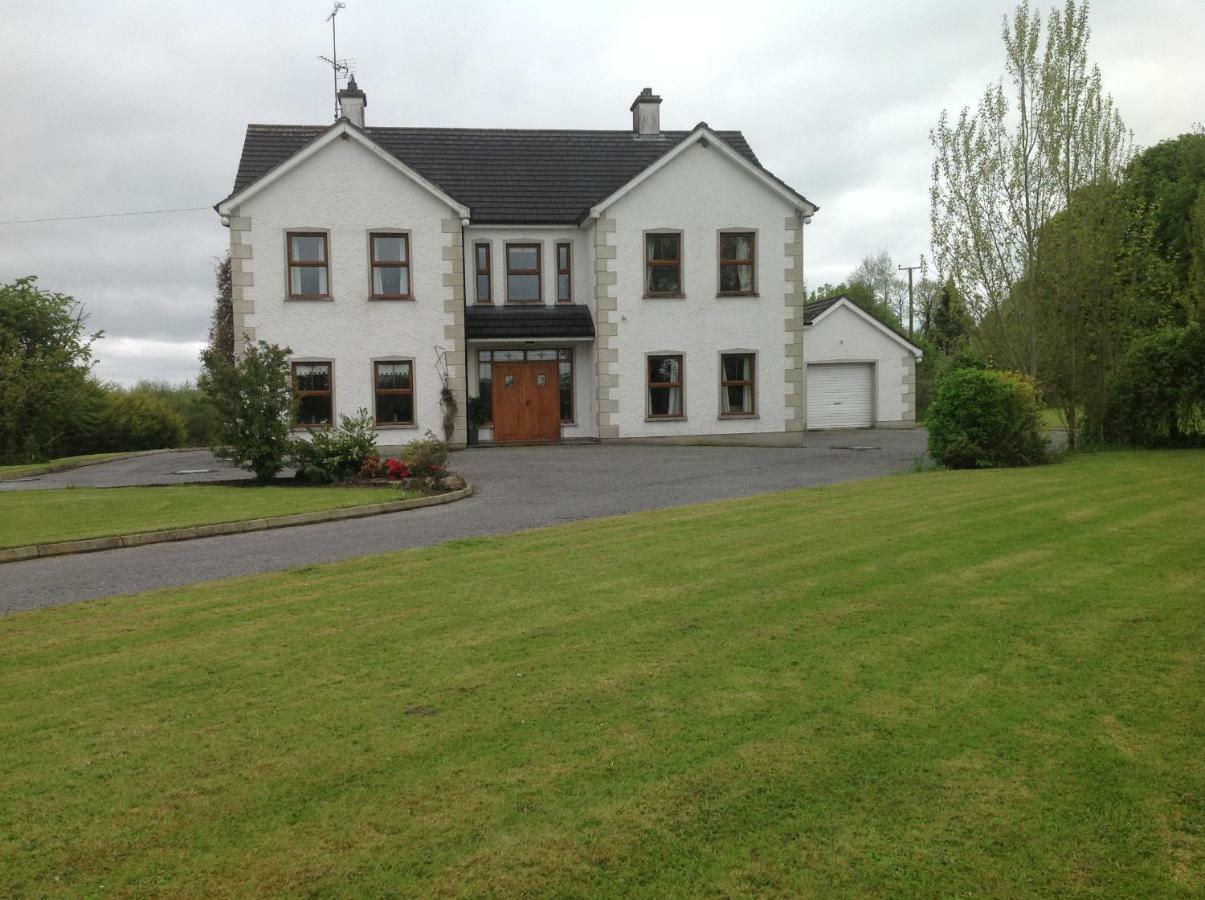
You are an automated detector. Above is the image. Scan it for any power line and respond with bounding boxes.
[0,206,210,226]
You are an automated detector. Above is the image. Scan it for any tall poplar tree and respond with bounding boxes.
[929,0,1132,375]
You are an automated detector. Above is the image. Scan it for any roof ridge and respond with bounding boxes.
[245,123,746,136]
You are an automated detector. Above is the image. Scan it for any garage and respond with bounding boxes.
[802,295,923,429]
[806,363,874,428]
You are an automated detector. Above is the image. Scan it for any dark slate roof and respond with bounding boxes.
[228,123,812,224]
[802,296,844,324]
[466,304,596,340]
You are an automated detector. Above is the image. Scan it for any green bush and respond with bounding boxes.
[130,380,220,447]
[926,368,1046,468]
[199,341,294,483]
[93,390,186,452]
[290,408,378,483]
[401,431,450,478]
[1096,324,1205,446]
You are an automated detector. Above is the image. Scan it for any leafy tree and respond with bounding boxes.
[1031,181,1125,446]
[808,279,903,331]
[1097,324,1205,446]
[924,279,973,355]
[0,277,101,462]
[847,251,908,327]
[930,0,1132,374]
[207,253,234,366]
[199,340,294,482]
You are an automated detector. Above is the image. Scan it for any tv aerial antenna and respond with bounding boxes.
[319,2,351,120]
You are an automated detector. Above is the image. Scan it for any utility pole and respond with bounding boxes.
[898,261,923,338]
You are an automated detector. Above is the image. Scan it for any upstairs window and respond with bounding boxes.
[292,361,333,426]
[474,242,492,304]
[556,242,572,303]
[645,233,682,297]
[287,232,329,299]
[374,360,415,426]
[647,354,684,419]
[719,231,756,295]
[720,353,756,416]
[506,243,542,303]
[370,233,411,299]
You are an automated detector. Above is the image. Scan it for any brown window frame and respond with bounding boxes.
[373,359,416,427]
[505,242,543,304]
[645,232,683,298]
[555,242,572,304]
[646,353,685,420]
[291,360,334,428]
[718,231,757,296]
[286,231,331,300]
[369,232,412,300]
[719,352,757,417]
[474,242,492,305]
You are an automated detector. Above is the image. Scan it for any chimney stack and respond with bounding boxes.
[338,75,367,128]
[630,87,662,137]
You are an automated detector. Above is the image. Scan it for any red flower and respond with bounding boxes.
[384,458,408,479]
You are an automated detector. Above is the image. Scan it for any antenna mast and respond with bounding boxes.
[321,2,349,120]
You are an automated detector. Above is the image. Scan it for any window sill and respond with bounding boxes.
[286,296,332,302]
[644,294,686,300]
[368,296,415,302]
[718,413,759,420]
[645,416,687,422]
[504,300,544,306]
[376,422,419,430]
[717,293,759,299]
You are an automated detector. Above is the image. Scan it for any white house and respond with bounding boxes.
[216,82,918,447]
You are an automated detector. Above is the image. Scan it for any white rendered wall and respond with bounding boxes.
[604,142,796,437]
[804,304,919,424]
[234,137,458,441]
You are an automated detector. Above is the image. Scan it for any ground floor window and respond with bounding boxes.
[477,347,574,425]
[720,353,756,415]
[292,361,333,426]
[647,354,684,419]
[374,360,414,425]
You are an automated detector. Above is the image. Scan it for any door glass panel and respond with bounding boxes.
[494,350,525,361]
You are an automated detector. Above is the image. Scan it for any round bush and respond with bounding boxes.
[1097,324,1205,447]
[926,368,1046,469]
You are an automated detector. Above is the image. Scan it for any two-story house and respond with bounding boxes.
[216,82,918,447]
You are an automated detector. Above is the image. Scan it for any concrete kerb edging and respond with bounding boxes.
[0,484,475,565]
[0,448,208,483]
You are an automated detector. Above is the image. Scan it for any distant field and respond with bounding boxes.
[0,484,399,548]
[0,451,140,480]
[1,452,1201,896]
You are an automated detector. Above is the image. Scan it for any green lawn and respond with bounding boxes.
[1,452,1202,897]
[0,451,143,481]
[0,484,396,548]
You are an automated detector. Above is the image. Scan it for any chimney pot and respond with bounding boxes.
[338,75,367,128]
[630,87,662,137]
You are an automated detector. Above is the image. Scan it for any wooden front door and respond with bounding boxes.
[492,361,561,442]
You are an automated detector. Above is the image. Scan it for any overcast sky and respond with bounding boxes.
[1,0,1201,385]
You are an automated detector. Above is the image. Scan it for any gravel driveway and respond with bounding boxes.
[1,430,926,613]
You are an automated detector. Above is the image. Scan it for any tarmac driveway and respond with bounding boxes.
[1,430,926,613]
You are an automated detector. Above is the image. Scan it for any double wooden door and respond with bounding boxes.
[492,362,561,442]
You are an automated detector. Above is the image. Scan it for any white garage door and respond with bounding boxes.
[807,363,874,428]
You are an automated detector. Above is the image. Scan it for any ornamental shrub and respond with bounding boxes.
[290,408,378,483]
[401,431,450,478]
[199,340,294,482]
[926,368,1046,468]
[1094,324,1205,446]
[93,389,186,452]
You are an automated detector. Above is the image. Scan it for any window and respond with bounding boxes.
[370,233,411,299]
[556,242,572,303]
[719,231,756,295]
[292,362,332,426]
[506,243,542,303]
[647,354,684,419]
[374,360,414,426]
[474,242,492,304]
[720,353,756,416]
[287,232,329,299]
[477,348,574,425]
[645,233,682,297]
